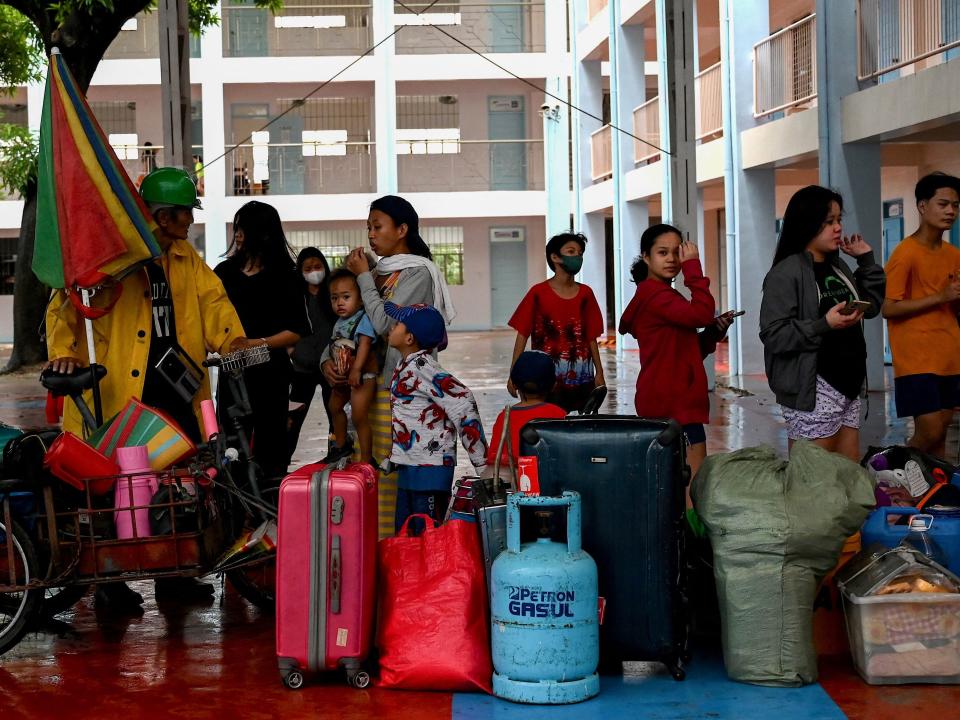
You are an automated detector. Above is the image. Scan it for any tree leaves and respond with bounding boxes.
[0,6,44,92]
[0,123,37,196]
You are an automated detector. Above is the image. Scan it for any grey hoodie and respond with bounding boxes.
[759,250,885,411]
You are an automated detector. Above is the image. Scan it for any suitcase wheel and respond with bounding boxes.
[348,669,371,689]
[666,660,686,682]
[284,671,305,690]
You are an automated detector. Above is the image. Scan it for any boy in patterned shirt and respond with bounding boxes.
[385,302,488,532]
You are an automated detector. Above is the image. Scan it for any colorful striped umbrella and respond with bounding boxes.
[32,48,161,292]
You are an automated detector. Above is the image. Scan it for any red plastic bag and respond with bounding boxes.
[377,515,492,692]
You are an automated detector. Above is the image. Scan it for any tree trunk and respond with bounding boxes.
[5,186,46,372]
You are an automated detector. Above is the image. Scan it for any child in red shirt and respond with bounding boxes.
[618,224,734,487]
[487,351,567,467]
[508,232,606,413]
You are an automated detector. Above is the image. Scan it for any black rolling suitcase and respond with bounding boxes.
[520,415,690,680]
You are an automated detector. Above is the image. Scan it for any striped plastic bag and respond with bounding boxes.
[87,397,196,471]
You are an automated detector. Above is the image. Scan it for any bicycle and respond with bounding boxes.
[0,345,279,655]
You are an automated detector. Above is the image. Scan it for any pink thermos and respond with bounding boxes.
[114,445,158,540]
[201,399,219,441]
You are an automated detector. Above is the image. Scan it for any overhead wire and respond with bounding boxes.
[395,0,672,156]
[194,0,444,177]
[194,0,672,180]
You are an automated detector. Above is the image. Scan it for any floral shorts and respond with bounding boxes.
[781,376,861,441]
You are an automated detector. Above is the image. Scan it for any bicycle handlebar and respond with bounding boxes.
[203,345,271,371]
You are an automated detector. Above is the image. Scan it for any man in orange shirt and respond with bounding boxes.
[883,172,960,457]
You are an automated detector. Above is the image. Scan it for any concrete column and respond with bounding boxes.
[816,0,884,388]
[574,56,606,325]
[611,18,646,350]
[26,77,44,134]
[373,0,397,194]
[719,0,775,376]
[199,5,227,264]
[656,0,697,241]
[581,213,608,329]
[543,0,571,237]
[697,186,717,389]
[620,199,649,351]
[158,0,193,169]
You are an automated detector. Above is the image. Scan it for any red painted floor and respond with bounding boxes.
[819,655,960,718]
[1,582,451,720]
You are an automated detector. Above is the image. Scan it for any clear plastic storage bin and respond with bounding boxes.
[842,591,960,685]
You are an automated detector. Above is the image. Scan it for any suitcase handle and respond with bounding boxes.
[507,492,582,555]
[330,535,342,614]
[491,405,517,494]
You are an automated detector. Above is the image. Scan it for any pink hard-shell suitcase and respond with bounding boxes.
[276,462,378,689]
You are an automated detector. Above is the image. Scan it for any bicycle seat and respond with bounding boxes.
[41,364,108,397]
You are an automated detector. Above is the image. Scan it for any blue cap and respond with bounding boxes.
[384,302,448,351]
[510,350,556,395]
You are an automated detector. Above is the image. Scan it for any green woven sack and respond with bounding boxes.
[692,441,875,686]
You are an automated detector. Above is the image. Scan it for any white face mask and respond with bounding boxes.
[303,270,325,285]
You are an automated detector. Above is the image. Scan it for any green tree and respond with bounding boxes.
[0,0,278,371]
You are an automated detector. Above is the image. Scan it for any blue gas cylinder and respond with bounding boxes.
[490,491,599,704]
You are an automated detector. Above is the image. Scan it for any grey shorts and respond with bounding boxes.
[781,376,861,440]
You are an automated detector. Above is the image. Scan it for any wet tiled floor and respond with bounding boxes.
[2,332,959,718]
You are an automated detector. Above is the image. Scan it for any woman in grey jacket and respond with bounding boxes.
[759,186,885,460]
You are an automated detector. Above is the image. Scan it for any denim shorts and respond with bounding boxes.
[781,376,861,440]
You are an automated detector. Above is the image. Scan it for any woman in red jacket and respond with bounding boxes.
[618,224,733,485]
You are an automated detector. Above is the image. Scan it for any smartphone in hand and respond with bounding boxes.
[839,300,871,315]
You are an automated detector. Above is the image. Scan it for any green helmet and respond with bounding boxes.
[139,167,202,210]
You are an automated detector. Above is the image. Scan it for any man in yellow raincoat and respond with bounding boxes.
[46,167,253,608]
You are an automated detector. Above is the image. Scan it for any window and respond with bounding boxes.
[284,226,463,285]
[424,226,464,286]
[397,95,459,130]
[0,103,28,127]
[90,101,137,136]
[286,228,366,269]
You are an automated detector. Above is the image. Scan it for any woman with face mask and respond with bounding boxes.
[287,247,336,464]
[506,232,606,413]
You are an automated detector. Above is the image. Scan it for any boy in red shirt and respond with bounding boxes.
[507,232,606,413]
[487,351,567,467]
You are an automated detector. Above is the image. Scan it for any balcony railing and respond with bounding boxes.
[103,12,201,59]
[222,2,372,58]
[696,62,723,140]
[633,97,660,164]
[112,145,205,192]
[857,0,960,80]
[395,2,545,54]
[587,0,609,21]
[397,139,544,192]
[590,125,612,181]
[227,141,376,195]
[753,14,817,119]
